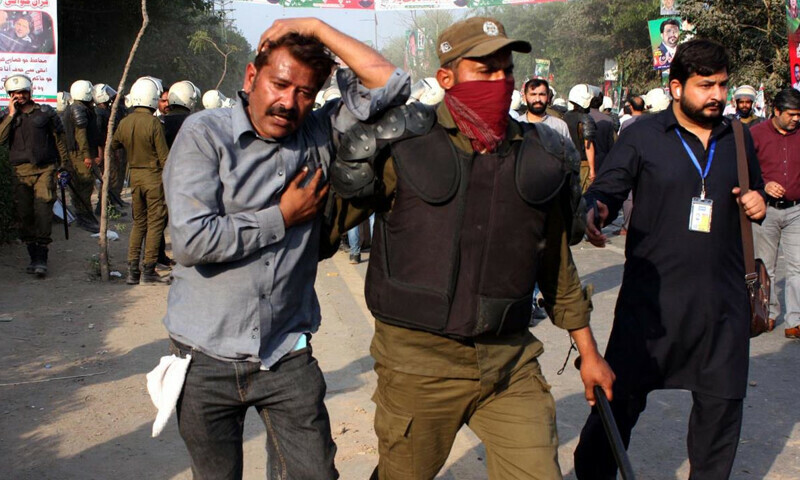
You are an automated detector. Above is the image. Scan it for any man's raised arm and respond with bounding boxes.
[259,18,397,89]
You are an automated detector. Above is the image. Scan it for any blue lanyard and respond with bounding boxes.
[676,129,716,199]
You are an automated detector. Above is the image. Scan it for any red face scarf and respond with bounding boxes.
[444,77,515,153]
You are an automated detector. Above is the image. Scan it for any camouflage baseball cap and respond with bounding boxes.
[437,17,531,66]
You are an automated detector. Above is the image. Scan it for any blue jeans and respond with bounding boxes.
[347,214,375,256]
[170,339,338,480]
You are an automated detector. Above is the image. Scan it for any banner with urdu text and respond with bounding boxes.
[246,0,564,10]
[0,0,57,106]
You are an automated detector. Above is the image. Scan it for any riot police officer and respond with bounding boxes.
[0,74,69,276]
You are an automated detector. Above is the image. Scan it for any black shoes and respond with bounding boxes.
[75,214,100,233]
[26,243,48,277]
[349,253,361,264]
[126,262,141,285]
[141,262,171,285]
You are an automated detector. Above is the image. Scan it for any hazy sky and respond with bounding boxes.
[230,1,461,51]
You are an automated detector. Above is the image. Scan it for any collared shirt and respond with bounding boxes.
[163,68,409,368]
[750,119,800,201]
[509,109,571,141]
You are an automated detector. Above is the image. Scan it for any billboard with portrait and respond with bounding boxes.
[648,17,680,71]
[0,0,57,105]
[788,0,800,91]
[660,0,678,15]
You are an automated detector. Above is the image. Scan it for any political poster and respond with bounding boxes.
[0,0,57,106]
[376,0,467,10]
[648,17,680,71]
[248,0,565,8]
[534,59,550,78]
[660,0,678,15]
[788,0,800,91]
[604,58,618,81]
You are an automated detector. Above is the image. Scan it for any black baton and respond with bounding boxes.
[594,385,636,480]
[574,356,636,480]
[58,171,70,240]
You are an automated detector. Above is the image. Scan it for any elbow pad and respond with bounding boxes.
[580,114,597,142]
[332,102,436,199]
[70,102,89,128]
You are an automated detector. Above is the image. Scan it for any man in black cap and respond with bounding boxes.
[330,16,613,479]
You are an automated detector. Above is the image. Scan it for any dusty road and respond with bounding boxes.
[1,208,798,479]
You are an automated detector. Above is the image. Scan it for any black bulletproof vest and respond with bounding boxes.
[162,111,189,149]
[365,125,567,339]
[8,108,59,166]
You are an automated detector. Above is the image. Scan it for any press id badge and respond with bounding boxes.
[689,197,713,233]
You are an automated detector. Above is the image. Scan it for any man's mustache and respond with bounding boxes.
[703,101,724,110]
[267,105,298,121]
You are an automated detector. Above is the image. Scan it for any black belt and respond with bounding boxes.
[768,198,799,210]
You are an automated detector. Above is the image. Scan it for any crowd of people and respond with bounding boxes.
[3,13,798,480]
[3,71,235,279]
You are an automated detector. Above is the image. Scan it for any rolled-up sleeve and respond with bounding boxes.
[334,67,410,126]
[164,122,285,267]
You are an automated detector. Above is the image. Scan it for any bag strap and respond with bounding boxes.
[731,120,756,277]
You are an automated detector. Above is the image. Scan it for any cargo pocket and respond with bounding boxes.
[372,390,414,462]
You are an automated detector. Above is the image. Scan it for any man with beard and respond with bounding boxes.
[749,88,800,339]
[654,18,680,70]
[329,17,613,479]
[162,18,409,479]
[726,85,765,126]
[512,77,570,141]
[573,39,767,480]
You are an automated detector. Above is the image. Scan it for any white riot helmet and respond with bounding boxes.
[4,74,32,93]
[70,80,94,102]
[553,98,567,108]
[202,89,227,109]
[418,78,444,106]
[56,91,71,113]
[568,84,594,109]
[128,77,162,109]
[601,96,613,112]
[510,90,523,111]
[169,80,201,110]
[92,83,117,104]
[732,85,757,101]
[124,94,132,109]
[644,88,671,112]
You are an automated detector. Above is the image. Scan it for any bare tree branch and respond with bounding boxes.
[99,0,149,281]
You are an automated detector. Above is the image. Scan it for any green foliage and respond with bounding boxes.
[59,0,252,97]
[380,11,457,81]
[680,0,789,98]
[0,146,16,243]
[488,0,662,95]
[383,0,791,101]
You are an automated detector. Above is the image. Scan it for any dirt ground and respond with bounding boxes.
[1,193,799,479]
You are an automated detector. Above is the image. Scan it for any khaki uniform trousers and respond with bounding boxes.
[68,152,95,217]
[579,160,592,193]
[109,149,127,202]
[128,177,167,265]
[372,358,561,480]
[12,163,56,245]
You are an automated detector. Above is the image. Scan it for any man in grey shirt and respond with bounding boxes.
[162,18,409,479]
[511,77,571,141]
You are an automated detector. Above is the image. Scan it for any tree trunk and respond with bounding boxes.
[99,0,149,281]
